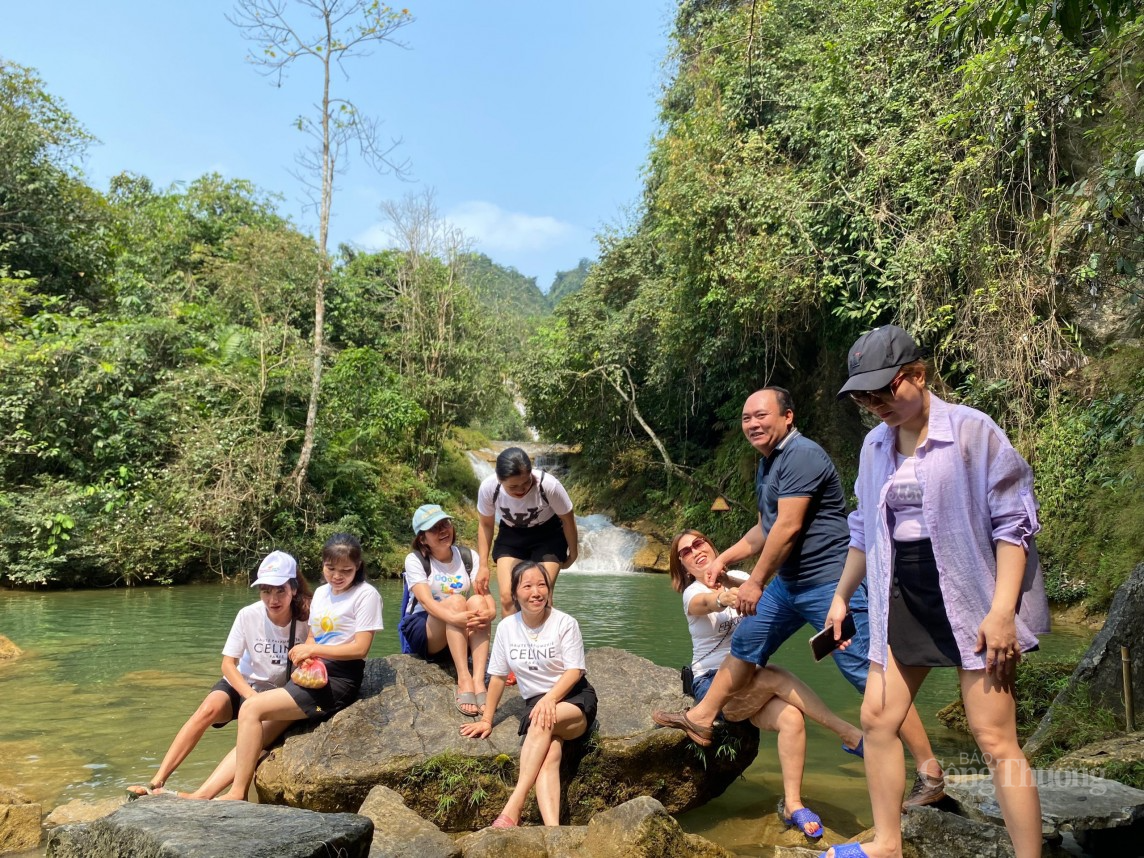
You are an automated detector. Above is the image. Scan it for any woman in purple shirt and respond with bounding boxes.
[821,325,1049,858]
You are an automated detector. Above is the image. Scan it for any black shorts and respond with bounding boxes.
[208,679,243,728]
[282,659,363,723]
[493,514,568,564]
[518,676,597,737]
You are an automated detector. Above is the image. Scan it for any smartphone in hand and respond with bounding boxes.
[810,613,857,662]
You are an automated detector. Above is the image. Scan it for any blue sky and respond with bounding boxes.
[3,1,675,291]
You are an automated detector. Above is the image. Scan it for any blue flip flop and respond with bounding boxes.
[842,737,864,758]
[817,843,871,858]
[778,798,823,840]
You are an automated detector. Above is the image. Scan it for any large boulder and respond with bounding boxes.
[1024,561,1144,759]
[44,796,127,827]
[0,785,41,855]
[255,649,758,830]
[900,805,1072,858]
[357,785,460,858]
[453,796,733,858]
[1049,730,1144,778]
[46,795,372,858]
[944,770,1144,853]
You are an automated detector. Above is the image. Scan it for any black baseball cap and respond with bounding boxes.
[836,325,924,399]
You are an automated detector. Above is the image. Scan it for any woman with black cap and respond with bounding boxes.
[819,325,1050,858]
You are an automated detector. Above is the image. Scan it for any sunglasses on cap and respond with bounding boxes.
[677,536,709,561]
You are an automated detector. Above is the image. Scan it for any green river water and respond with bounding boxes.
[0,572,1092,856]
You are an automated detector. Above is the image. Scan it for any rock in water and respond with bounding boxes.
[1024,561,1144,760]
[255,649,758,830]
[0,634,22,662]
[0,785,41,854]
[944,770,1144,854]
[901,805,1074,858]
[46,794,372,858]
[453,796,733,858]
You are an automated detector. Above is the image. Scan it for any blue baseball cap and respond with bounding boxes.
[412,504,452,535]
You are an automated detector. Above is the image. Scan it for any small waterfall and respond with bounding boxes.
[566,513,645,574]
[466,448,647,574]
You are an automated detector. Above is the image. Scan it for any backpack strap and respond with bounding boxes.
[459,545,474,574]
[536,470,549,506]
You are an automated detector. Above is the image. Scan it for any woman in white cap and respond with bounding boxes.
[401,504,497,716]
[821,325,1049,858]
[127,550,310,798]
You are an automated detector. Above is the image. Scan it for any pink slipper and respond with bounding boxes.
[491,813,518,829]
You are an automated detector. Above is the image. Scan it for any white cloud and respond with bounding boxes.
[444,201,575,253]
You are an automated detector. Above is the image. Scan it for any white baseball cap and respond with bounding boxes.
[250,550,298,587]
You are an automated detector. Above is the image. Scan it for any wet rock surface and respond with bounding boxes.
[255,649,758,830]
[944,770,1144,854]
[46,794,373,858]
[0,785,41,854]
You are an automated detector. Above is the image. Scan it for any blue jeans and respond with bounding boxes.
[692,671,715,702]
[729,577,871,693]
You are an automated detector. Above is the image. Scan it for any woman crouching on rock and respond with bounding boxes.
[459,560,597,828]
[671,529,864,841]
[217,533,383,801]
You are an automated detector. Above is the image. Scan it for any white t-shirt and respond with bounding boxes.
[308,581,384,647]
[682,571,748,677]
[221,602,310,692]
[488,609,585,700]
[403,547,473,615]
[476,470,573,529]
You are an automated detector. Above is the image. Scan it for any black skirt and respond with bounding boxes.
[518,676,597,737]
[888,539,962,668]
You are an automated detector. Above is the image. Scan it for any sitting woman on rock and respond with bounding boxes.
[127,551,310,798]
[459,560,597,828]
[401,504,497,717]
[217,533,384,801]
[670,529,865,841]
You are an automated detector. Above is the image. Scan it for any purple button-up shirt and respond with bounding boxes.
[848,394,1050,670]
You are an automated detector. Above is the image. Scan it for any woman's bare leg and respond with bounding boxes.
[466,595,491,699]
[179,720,293,799]
[500,702,586,824]
[495,555,522,617]
[961,668,1042,858]
[754,698,820,836]
[129,690,232,792]
[750,665,863,750]
[216,689,306,801]
[823,651,929,858]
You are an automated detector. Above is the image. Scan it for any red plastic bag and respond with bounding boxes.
[291,657,328,689]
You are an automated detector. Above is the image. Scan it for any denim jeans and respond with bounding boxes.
[729,577,871,693]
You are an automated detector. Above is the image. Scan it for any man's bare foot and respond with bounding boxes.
[214,792,245,801]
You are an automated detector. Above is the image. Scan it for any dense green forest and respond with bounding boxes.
[518,0,1144,611]
[0,57,590,586]
[4,0,1143,608]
